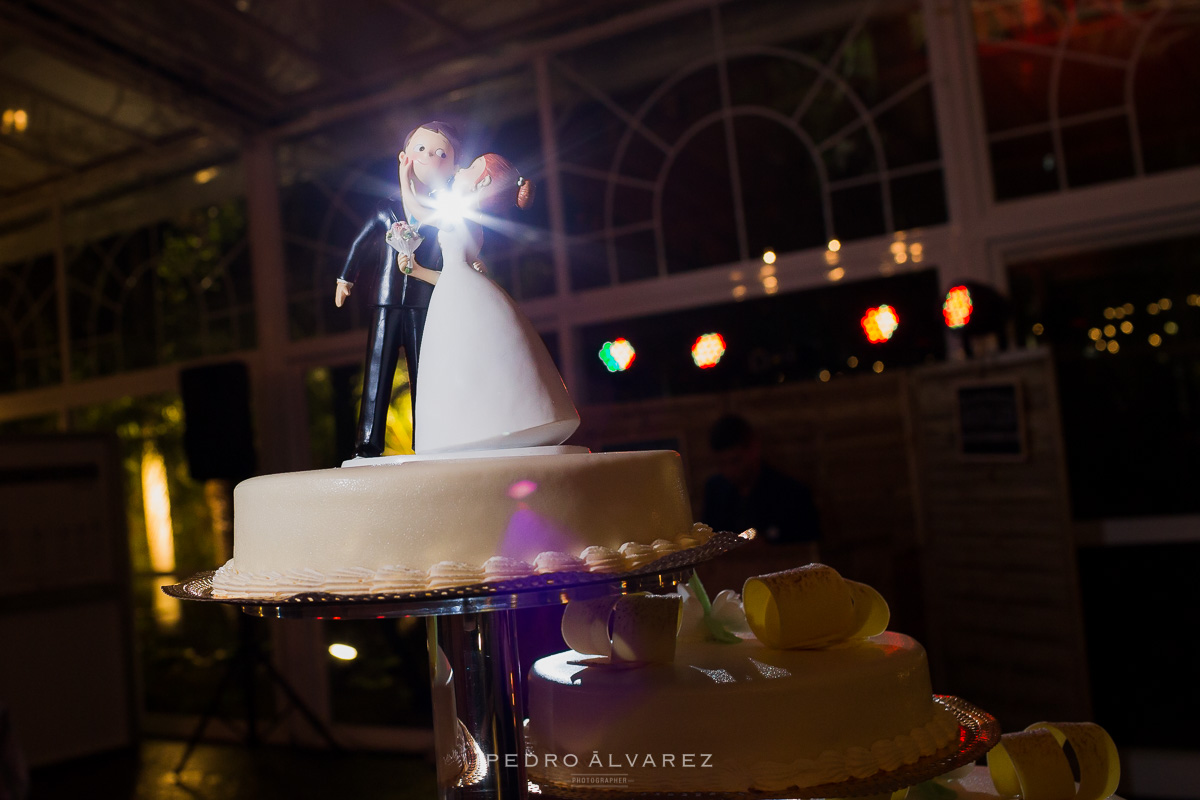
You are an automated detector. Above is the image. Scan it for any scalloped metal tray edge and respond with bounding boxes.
[526,695,1000,800]
[164,529,752,605]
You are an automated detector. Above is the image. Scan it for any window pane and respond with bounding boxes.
[325,618,432,727]
[0,253,60,393]
[516,251,557,301]
[877,86,942,168]
[975,42,1053,134]
[1008,232,1200,518]
[1135,14,1200,174]
[1061,116,1135,188]
[614,230,659,283]
[974,0,1200,197]
[726,54,818,116]
[549,0,941,286]
[280,165,384,341]
[891,169,948,230]
[831,183,886,243]
[567,239,611,292]
[989,131,1059,200]
[737,116,827,256]
[65,200,254,378]
[662,123,739,273]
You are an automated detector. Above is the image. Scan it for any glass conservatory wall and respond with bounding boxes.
[0,159,252,398]
[548,0,947,290]
[973,0,1200,200]
[0,252,59,394]
[65,201,254,380]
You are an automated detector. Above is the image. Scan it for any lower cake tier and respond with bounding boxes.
[526,632,960,793]
[213,449,699,598]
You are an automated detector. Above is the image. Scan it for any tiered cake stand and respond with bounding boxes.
[167,532,750,799]
[166,530,999,799]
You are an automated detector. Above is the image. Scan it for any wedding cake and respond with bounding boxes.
[212,449,710,598]
[525,565,962,793]
[212,141,709,600]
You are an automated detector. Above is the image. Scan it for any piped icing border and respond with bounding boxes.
[211,523,715,599]
[526,702,961,793]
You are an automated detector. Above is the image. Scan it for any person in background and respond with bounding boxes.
[702,413,820,559]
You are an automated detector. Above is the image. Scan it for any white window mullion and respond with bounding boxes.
[921,0,997,289]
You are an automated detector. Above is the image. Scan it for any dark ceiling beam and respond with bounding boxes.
[0,132,75,169]
[289,0,653,115]
[187,0,351,84]
[0,1,257,140]
[378,0,474,48]
[0,128,223,225]
[0,71,155,145]
[276,0,720,139]
[479,0,645,50]
[35,0,285,118]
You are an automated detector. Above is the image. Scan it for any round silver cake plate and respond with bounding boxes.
[165,567,693,619]
[165,531,753,800]
[526,696,1000,800]
[163,530,753,618]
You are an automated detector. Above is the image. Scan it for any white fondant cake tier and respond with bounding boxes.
[526,632,960,792]
[213,450,699,598]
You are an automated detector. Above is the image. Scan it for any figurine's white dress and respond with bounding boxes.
[413,227,580,454]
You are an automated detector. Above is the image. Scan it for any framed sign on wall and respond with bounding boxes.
[954,380,1027,461]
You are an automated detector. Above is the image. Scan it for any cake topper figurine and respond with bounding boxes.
[335,121,461,458]
[403,152,579,453]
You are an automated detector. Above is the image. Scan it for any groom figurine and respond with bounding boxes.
[335,121,461,458]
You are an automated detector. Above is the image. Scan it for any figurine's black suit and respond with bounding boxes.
[340,198,442,457]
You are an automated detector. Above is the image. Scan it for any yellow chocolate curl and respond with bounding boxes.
[846,579,890,638]
[561,593,682,663]
[743,564,890,649]
[1027,722,1120,800]
[988,729,1076,800]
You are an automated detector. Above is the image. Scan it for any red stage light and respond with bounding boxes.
[861,305,900,343]
[943,285,973,328]
[691,333,727,368]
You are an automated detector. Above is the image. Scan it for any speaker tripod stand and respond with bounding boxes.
[173,612,341,775]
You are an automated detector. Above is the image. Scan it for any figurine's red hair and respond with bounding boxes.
[477,153,534,213]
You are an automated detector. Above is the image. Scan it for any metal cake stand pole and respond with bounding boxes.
[428,610,525,799]
[238,567,699,800]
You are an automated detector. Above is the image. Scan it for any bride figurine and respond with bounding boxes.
[397,152,580,454]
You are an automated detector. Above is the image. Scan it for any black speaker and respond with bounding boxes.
[180,361,258,482]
